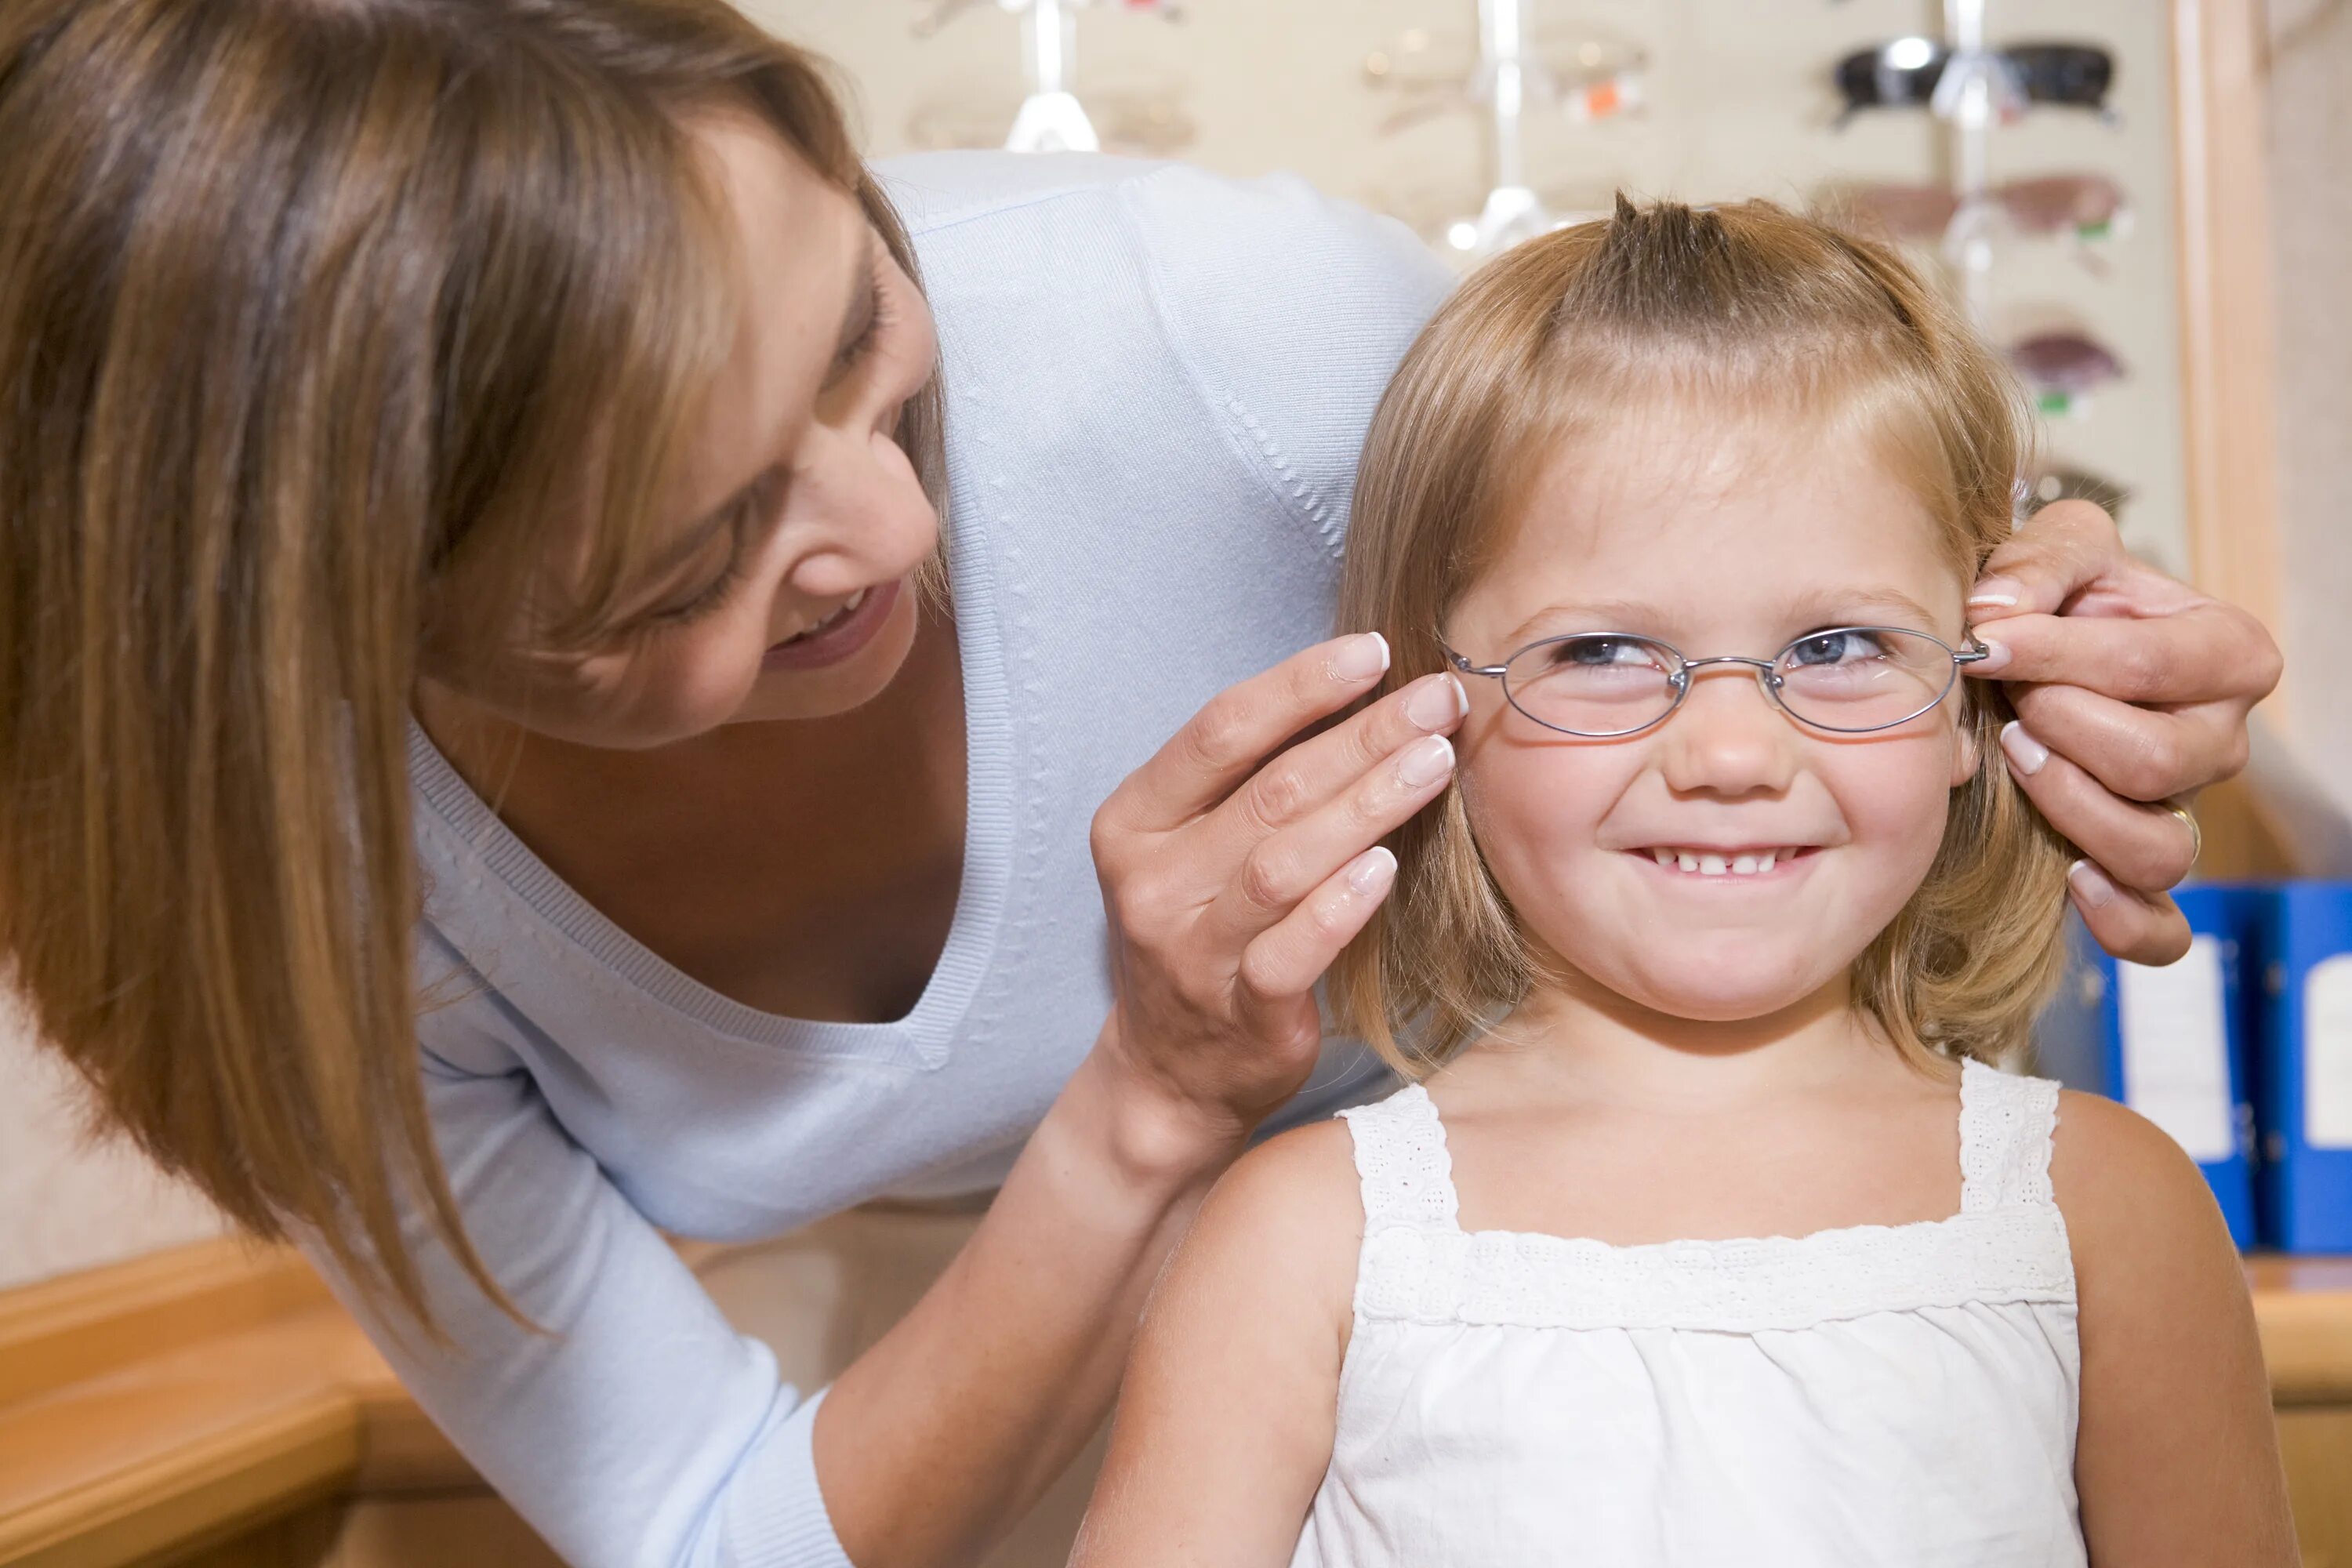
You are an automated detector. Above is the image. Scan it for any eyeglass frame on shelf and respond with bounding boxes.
[1436,626,1994,739]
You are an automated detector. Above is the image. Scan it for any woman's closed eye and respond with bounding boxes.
[639,474,777,632]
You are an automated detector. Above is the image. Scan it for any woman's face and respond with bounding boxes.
[436,113,942,749]
[1444,413,1982,1025]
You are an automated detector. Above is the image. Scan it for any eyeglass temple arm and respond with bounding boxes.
[1954,634,1994,666]
[1436,641,1510,679]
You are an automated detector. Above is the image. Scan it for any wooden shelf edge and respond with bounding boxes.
[0,1240,328,1410]
[0,1393,358,1568]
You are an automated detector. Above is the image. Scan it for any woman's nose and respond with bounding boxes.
[785,429,940,601]
[1657,663,1799,797]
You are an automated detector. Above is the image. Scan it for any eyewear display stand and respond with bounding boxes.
[909,0,1183,156]
[1363,0,1642,261]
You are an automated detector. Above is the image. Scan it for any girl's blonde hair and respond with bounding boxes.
[0,0,941,1330]
[1331,195,2072,1077]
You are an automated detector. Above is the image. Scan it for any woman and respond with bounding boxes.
[0,4,2278,1567]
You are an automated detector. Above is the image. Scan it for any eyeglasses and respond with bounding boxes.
[1831,40,2116,128]
[2008,330,2125,416]
[1440,627,1991,739]
[1842,173,2126,245]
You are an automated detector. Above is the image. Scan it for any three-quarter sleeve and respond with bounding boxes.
[306,1047,851,1568]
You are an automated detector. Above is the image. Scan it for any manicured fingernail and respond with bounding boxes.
[1348,845,1398,896]
[1404,673,1466,731]
[1966,576,2022,608]
[1999,720,2049,776]
[1969,638,2012,675]
[2068,859,2117,909]
[1330,632,1389,682]
[1396,734,1455,788]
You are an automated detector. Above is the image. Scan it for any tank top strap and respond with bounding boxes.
[1958,1056,2061,1214]
[1337,1083,1461,1232]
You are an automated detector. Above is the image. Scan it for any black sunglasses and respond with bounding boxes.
[1832,40,2116,128]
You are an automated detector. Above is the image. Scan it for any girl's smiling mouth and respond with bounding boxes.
[1629,844,1825,878]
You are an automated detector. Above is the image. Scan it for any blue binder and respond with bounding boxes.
[2256,881,2352,1254]
[2037,888,2260,1247]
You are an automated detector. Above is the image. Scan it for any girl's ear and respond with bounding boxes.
[1951,710,1986,788]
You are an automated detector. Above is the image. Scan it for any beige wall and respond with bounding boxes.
[0,1007,223,1291]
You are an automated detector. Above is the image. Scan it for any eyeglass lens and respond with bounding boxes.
[1501,630,1960,736]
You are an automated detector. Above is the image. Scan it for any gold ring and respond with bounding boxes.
[2167,803,2201,868]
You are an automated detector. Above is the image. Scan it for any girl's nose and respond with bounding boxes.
[1657,663,1799,797]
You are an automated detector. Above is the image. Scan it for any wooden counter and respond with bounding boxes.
[4,1242,2351,1568]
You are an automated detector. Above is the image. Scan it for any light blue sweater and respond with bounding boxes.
[360,152,1452,1567]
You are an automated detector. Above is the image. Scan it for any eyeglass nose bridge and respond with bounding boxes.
[1665,652,1788,709]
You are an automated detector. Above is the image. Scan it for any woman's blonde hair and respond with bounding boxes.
[0,0,941,1329]
[1331,196,2072,1077]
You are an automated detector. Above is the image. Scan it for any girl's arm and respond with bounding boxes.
[2054,1091,2299,1564]
[1071,1123,1363,1568]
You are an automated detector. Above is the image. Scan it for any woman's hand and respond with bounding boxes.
[1086,633,1465,1170]
[1965,499,2282,965]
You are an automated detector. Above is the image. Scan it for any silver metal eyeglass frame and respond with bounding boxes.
[1438,626,1993,739]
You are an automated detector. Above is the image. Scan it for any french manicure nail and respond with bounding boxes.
[1966,576,2022,609]
[1396,734,1455,788]
[2067,859,2117,909]
[1348,845,1398,896]
[1969,639,2012,675]
[1330,632,1390,683]
[1405,673,1465,731]
[1999,720,2049,776]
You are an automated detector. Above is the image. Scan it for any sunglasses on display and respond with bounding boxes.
[1842,174,2126,243]
[1832,39,2117,128]
[2008,331,2125,416]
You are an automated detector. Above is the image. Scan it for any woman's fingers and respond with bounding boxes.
[1202,728,1457,951]
[2006,683,2250,804]
[1098,633,1394,839]
[1196,671,1466,859]
[2067,860,2195,966]
[1232,847,1400,1023]
[1966,497,2145,616]
[1998,722,2199,893]
[1969,603,2281,708]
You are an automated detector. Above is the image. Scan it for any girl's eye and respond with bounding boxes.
[1787,630,1889,666]
[1556,636,1654,668]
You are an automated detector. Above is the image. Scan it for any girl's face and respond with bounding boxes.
[431,114,942,750]
[1444,414,1982,1025]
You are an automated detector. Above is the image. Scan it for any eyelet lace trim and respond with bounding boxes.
[1338,1061,2073,1334]
[1960,1057,2060,1212]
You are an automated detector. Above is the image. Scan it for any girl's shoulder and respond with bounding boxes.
[2049,1087,2246,1304]
[1170,1116,1369,1338]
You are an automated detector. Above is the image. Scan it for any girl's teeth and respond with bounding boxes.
[1648,848,1791,877]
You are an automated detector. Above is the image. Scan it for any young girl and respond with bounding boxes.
[1071,198,2295,1566]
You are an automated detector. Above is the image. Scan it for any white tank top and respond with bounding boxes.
[1293,1058,2085,1567]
